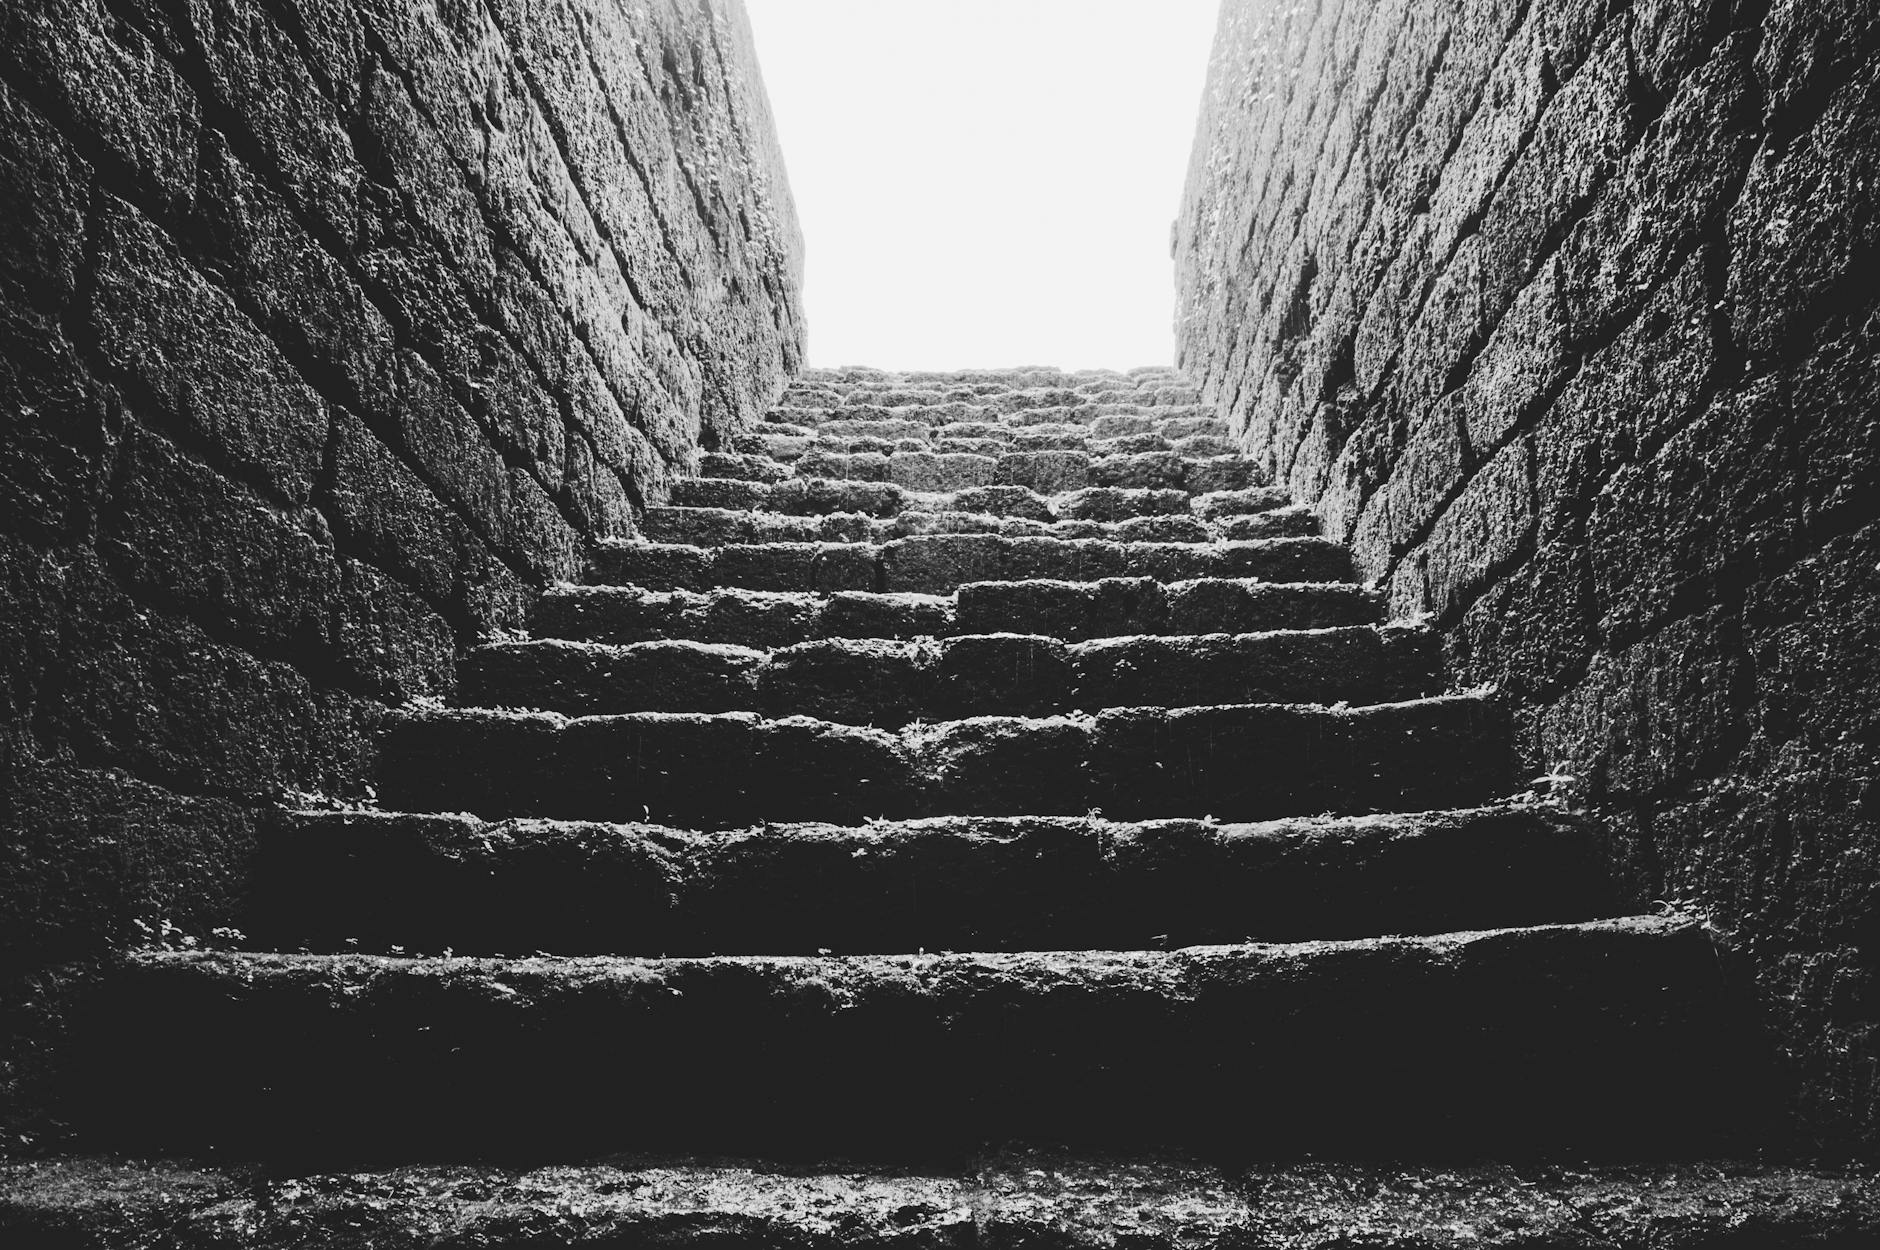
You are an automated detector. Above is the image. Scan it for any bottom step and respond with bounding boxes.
[76,918,1757,1161]
[4,1153,1874,1248]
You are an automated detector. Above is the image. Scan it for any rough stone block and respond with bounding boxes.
[104,425,341,657]
[713,543,820,592]
[997,451,1091,494]
[0,304,119,545]
[0,0,198,209]
[819,591,953,640]
[1057,488,1190,521]
[1092,695,1513,820]
[769,478,904,517]
[379,708,564,818]
[1091,451,1184,491]
[558,712,762,827]
[0,78,89,311]
[1724,53,1878,366]
[331,558,455,701]
[930,635,1073,719]
[1419,437,1535,623]
[758,639,926,727]
[1163,579,1382,635]
[753,716,918,823]
[460,640,763,716]
[88,196,326,505]
[913,717,1092,816]
[325,409,488,606]
[588,542,715,592]
[955,578,1169,641]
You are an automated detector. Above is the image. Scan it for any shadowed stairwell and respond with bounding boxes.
[17,369,1873,1246]
[4,0,1880,1241]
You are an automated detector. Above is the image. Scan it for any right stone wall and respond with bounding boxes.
[1176,0,1879,1148]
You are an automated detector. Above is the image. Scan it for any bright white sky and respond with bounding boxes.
[743,0,1221,372]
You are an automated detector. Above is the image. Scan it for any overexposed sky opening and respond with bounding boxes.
[744,0,1220,372]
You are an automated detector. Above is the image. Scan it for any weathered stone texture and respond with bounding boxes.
[0,0,801,1138]
[1178,0,1880,1147]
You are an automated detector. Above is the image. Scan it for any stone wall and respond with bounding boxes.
[1176,0,1879,1149]
[0,0,801,1135]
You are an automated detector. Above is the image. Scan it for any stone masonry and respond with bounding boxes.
[13,367,1879,1245]
[0,0,801,1134]
[1176,0,1880,1147]
[4,0,1879,1241]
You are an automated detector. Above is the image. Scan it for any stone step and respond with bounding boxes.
[586,535,1352,594]
[246,806,1625,956]
[747,428,1239,464]
[533,578,1382,648]
[693,447,1260,494]
[4,1154,1860,1249]
[639,505,1313,547]
[781,382,1206,412]
[670,478,1288,523]
[79,917,1747,1158]
[377,692,1510,826]
[456,625,1441,723]
[754,410,1225,448]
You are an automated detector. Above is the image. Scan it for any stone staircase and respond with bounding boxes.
[20,367,1860,1245]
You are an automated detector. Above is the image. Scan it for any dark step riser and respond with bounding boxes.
[378,698,1513,828]
[456,630,1443,724]
[248,809,1628,956]
[533,582,1382,649]
[81,923,1749,1161]
[589,538,1352,595]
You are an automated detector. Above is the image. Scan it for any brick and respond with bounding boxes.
[326,407,487,606]
[88,196,327,505]
[0,78,90,310]
[186,0,362,244]
[1093,693,1513,820]
[1564,37,1760,348]
[3,537,376,797]
[757,639,925,727]
[1588,382,1797,641]
[1537,608,1749,801]
[103,425,341,656]
[930,635,1073,719]
[330,558,455,700]
[1420,436,1535,622]
[461,639,762,717]
[188,134,397,420]
[1724,54,1880,366]
[0,304,119,545]
[912,716,1093,817]
[0,0,198,210]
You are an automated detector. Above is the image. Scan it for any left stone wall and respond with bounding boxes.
[0,0,802,1140]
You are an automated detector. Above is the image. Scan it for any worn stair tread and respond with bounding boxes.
[456,625,1442,722]
[248,805,1626,955]
[641,505,1266,547]
[644,503,1315,549]
[587,535,1351,593]
[667,478,1280,523]
[954,576,1382,638]
[744,420,1233,459]
[79,917,1751,1158]
[378,692,1511,825]
[532,579,1381,648]
[5,1153,1872,1250]
[694,448,1264,494]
